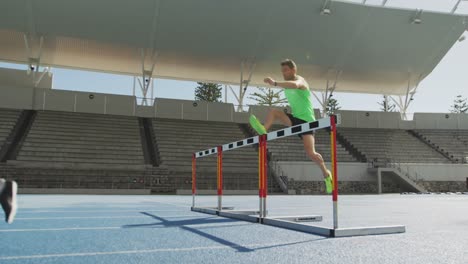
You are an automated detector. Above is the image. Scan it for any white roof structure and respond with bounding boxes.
[0,0,466,95]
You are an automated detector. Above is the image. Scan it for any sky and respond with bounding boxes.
[1,0,467,115]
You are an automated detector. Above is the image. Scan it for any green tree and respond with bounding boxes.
[450,95,468,113]
[248,87,288,106]
[378,95,396,112]
[194,82,222,102]
[325,97,341,116]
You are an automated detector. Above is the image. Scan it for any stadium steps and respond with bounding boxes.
[153,118,265,192]
[0,108,27,161]
[16,111,146,166]
[138,117,161,166]
[411,129,468,163]
[266,124,358,163]
[240,122,290,194]
[0,161,172,192]
[368,167,427,193]
[338,128,451,164]
[336,131,367,162]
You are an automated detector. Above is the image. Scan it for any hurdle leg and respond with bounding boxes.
[217,146,223,211]
[192,153,196,208]
[258,135,265,218]
[262,135,268,218]
[330,114,339,229]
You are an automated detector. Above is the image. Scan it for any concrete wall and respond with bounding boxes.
[0,86,467,130]
[336,110,468,130]
[278,161,376,182]
[338,110,402,129]
[0,85,34,109]
[413,113,468,130]
[398,163,468,181]
[278,161,468,182]
[34,89,75,112]
[0,67,52,90]
[30,88,139,116]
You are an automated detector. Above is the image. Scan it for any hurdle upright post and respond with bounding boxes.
[192,153,196,208]
[258,134,268,219]
[330,114,339,229]
[262,135,268,218]
[217,146,223,211]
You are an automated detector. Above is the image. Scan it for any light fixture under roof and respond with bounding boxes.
[411,9,423,25]
[321,0,332,16]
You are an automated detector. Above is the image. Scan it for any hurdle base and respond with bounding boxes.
[191,206,235,215]
[191,207,262,222]
[218,210,262,223]
[192,207,405,238]
[267,215,323,222]
[262,217,405,237]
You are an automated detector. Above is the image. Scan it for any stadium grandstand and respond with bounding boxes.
[0,0,467,263]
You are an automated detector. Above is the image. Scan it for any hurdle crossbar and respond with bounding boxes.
[191,114,406,237]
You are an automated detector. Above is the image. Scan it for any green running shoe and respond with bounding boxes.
[249,115,267,135]
[324,170,334,194]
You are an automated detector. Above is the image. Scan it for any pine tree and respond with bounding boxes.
[450,95,468,113]
[325,98,341,116]
[248,87,288,106]
[194,82,222,102]
[378,95,396,112]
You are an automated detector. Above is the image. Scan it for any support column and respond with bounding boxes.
[451,0,467,14]
[23,34,51,87]
[310,69,342,117]
[237,59,257,112]
[388,74,420,120]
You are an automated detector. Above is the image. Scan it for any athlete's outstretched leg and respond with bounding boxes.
[263,109,292,131]
[249,109,291,135]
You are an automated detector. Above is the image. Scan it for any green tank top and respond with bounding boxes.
[284,87,316,122]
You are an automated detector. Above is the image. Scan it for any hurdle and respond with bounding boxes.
[191,115,406,237]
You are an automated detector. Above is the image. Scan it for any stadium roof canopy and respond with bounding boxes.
[0,0,466,95]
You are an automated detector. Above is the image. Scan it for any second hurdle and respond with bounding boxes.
[191,115,406,237]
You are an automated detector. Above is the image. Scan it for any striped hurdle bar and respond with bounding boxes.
[191,114,406,237]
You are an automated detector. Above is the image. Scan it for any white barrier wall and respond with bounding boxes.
[0,85,34,109]
[34,89,75,112]
[0,86,467,130]
[278,162,375,181]
[398,164,468,181]
[0,67,52,90]
[279,161,468,182]
[413,113,468,129]
[338,110,403,129]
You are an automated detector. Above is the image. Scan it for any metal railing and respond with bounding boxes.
[368,158,422,184]
[269,159,289,193]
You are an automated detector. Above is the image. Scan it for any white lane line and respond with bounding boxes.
[17,209,184,213]
[0,227,122,232]
[14,215,203,220]
[15,216,147,220]
[0,241,308,260]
